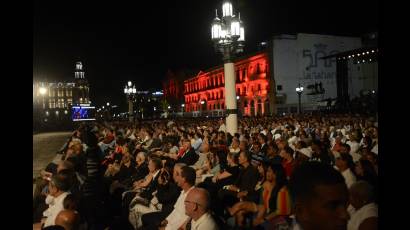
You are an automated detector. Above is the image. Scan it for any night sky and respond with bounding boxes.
[33,0,377,109]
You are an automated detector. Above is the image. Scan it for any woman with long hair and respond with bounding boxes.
[228,163,291,227]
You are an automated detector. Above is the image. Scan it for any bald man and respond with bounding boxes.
[183,188,218,230]
[55,210,80,230]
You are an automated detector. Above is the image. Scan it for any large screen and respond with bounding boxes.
[71,106,96,121]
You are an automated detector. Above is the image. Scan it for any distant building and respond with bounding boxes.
[132,89,164,119]
[176,33,377,116]
[162,69,197,112]
[33,61,90,122]
[183,51,270,117]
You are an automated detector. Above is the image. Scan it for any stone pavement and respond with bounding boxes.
[33,132,72,179]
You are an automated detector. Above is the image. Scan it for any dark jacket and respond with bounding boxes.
[260,143,268,155]
[139,170,161,200]
[156,182,181,216]
[82,146,103,198]
[177,147,199,166]
[235,164,259,202]
[113,161,137,182]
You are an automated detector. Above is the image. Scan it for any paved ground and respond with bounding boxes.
[33,132,72,179]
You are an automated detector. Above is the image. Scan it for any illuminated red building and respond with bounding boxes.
[184,51,272,116]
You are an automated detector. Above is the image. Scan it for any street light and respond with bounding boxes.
[181,104,185,117]
[107,102,110,106]
[296,84,304,114]
[38,85,47,109]
[211,0,244,135]
[39,87,47,95]
[124,81,137,122]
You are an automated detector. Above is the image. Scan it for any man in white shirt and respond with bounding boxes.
[34,173,71,229]
[182,188,218,230]
[159,165,197,230]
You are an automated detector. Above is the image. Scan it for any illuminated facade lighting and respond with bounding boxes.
[183,53,269,116]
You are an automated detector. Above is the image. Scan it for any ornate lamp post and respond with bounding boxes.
[211,0,245,135]
[124,81,136,122]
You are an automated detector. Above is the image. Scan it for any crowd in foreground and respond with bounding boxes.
[33,113,378,230]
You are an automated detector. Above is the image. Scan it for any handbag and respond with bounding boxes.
[129,195,150,209]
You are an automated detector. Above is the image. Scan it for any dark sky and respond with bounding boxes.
[33,0,377,108]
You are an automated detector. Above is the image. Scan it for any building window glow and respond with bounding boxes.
[49,99,55,109]
[222,1,233,17]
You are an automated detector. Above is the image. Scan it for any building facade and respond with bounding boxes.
[162,69,193,111]
[271,33,372,113]
[33,61,90,122]
[184,52,270,116]
[168,33,377,116]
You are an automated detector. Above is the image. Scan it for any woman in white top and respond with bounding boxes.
[348,181,378,230]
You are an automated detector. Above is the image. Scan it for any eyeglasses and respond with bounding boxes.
[184,200,201,207]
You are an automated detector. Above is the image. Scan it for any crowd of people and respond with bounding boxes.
[33,113,378,230]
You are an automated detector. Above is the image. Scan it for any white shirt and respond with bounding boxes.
[341,168,356,188]
[288,136,298,146]
[218,124,226,133]
[229,147,240,154]
[190,212,218,230]
[128,133,136,140]
[152,169,160,180]
[169,146,179,154]
[165,186,195,230]
[43,192,70,227]
[192,138,203,153]
[348,203,378,230]
[346,141,360,155]
[371,143,378,155]
[192,152,209,170]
